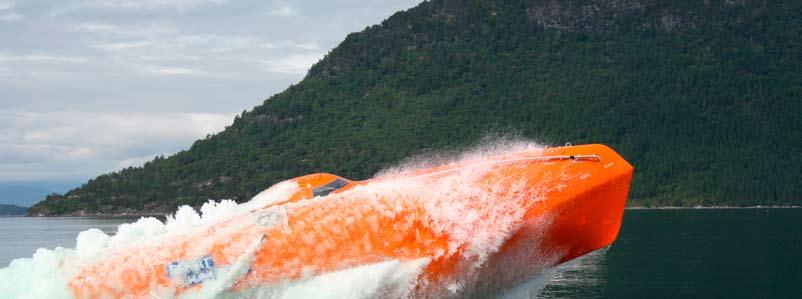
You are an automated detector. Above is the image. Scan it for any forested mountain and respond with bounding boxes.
[29,0,801,215]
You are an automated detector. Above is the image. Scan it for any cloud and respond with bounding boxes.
[75,22,122,34]
[259,41,320,51]
[75,22,176,38]
[0,53,89,64]
[290,42,320,50]
[262,53,324,75]
[0,110,233,181]
[0,1,20,23]
[269,5,297,17]
[0,0,424,185]
[0,0,21,22]
[139,65,206,75]
[92,41,153,51]
[0,12,19,22]
[0,0,13,11]
[83,0,227,10]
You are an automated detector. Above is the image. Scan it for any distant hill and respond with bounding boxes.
[0,184,56,207]
[0,204,27,216]
[29,0,801,216]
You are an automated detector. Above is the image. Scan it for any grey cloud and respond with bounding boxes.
[0,1,14,10]
[84,0,228,10]
[268,5,298,17]
[0,109,233,181]
[0,0,21,22]
[0,0,422,185]
[0,12,21,22]
[260,53,324,75]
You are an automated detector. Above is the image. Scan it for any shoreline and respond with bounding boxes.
[24,212,167,218]
[18,205,802,217]
[626,205,801,210]
[8,214,156,219]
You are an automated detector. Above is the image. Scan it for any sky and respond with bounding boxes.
[0,0,422,192]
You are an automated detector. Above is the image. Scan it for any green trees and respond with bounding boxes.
[28,0,802,215]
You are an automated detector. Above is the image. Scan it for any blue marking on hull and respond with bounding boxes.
[166,255,216,285]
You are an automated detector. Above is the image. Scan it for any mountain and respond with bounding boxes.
[0,184,56,207]
[28,0,801,216]
[0,204,27,216]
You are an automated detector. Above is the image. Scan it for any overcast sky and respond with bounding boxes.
[0,0,421,189]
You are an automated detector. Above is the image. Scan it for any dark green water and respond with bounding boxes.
[540,208,802,298]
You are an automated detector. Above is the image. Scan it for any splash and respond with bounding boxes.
[0,140,581,298]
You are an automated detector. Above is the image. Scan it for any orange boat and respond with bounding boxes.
[68,144,633,298]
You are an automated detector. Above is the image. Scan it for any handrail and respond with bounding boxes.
[404,154,602,180]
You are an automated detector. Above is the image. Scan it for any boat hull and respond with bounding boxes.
[68,144,633,298]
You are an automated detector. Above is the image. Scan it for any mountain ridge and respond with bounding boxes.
[28,0,802,216]
[0,184,58,207]
[0,204,27,216]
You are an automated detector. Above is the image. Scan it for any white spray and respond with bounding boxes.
[0,139,577,299]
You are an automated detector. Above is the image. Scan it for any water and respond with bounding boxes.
[0,217,135,267]
[539,208,802,298]
[2,208,799,297]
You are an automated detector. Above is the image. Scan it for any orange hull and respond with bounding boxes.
[68,144,633,298]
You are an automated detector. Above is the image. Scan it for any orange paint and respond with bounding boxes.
[68,144,633,298]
